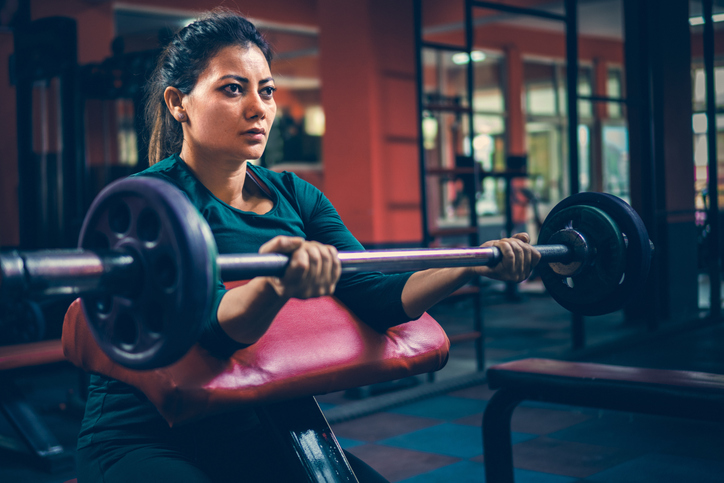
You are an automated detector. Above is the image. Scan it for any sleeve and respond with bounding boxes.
[133,170,250,357]
[291,175,415,331]
[197,281,251,357]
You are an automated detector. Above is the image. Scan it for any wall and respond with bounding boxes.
[318,0,420,244]
[0,0,420,247]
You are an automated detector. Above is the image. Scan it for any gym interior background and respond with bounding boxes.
[0,0,723,482]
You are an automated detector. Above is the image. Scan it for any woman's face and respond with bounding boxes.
[181,45,277,163]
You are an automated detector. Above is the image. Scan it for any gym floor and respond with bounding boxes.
[2,280,723,483]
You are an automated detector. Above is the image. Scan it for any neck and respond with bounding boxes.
[179,147,248,206]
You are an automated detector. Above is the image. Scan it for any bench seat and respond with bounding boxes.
[482,358,724,483]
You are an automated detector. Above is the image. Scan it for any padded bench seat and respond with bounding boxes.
[482,358,724,483]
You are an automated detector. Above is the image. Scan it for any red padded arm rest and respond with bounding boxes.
[62,290,449,426]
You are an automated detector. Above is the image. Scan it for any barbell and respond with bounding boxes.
[0,177,653,370]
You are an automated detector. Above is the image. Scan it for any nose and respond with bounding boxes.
[244,92,267,120]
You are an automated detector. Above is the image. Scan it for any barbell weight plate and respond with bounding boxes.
[538,192,651,316]
[538,204,626,315]
[78,177,217,369]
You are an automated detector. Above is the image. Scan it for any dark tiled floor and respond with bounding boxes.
[2,282,723,482]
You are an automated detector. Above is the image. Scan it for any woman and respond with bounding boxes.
[76,10,539,482]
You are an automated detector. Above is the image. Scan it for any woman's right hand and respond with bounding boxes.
[258,236,342,299]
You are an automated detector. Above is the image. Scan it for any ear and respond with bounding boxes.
[164,86,187,122]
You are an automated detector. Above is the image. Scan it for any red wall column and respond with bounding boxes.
[0,31,18,247]
[505,45,525,156]
[318,0,420,245]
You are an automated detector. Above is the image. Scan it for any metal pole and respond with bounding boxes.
[565,0,584,349]
[703,0,722,320]
[565,0,580,197]
[413,0,430,247]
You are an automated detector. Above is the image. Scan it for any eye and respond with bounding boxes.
[260,86,276,100]
[223,84,242,95]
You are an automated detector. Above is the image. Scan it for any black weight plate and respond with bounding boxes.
[78,177,218,370]
[538,205,626,315]
[538,192,651,316]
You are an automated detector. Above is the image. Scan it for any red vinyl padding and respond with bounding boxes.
[62,286,449,426]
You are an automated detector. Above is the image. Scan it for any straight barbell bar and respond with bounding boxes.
[0,177,652,369]
[0,244,578,300]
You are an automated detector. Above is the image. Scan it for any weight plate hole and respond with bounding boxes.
[114,312,138,349]
[154,253,178,291]
[108,201,132,235]
[94,294,114,315]
[137,208,161,243]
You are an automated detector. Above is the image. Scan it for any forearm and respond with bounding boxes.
[401,267,478,319]
[401,234,539,319]
[216,277,290,344]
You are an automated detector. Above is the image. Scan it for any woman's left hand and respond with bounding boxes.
[258,236,342,300]
[474,233,541,282]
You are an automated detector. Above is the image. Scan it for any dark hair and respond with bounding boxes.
[144,10,273,165]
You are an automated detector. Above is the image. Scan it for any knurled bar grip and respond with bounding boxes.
[0,244,571,301]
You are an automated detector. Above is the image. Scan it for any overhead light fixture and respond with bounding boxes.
[689,13,724,26]
[452,51,487,65]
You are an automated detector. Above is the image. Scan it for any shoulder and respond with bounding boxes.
[134,154,182,180]
[133,154,200,191]
[250,164,331,223]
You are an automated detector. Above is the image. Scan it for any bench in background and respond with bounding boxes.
[482,358,724,483]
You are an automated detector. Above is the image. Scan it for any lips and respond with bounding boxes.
[244,127,266,135]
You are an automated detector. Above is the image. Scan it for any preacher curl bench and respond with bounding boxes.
[0,176,659,481]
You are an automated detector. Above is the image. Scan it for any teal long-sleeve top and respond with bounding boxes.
[77,154,414,447]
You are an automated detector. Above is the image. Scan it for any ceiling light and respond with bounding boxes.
[689,13,724,26]
[452,51,487,65]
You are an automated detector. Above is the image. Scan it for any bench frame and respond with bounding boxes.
[0,339,75,473]
[258,397,359,482]
[482,358,724,483]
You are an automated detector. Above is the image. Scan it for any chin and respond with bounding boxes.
[240,146,266,161]
[243,151,265,162]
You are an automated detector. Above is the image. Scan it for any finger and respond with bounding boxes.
[284,243,310,285]
[495,239,514,273]
[521,241,532,280]
[512,232,531,244]
[329,245,341,292]
[312,243,332,296]
[317,243,332,280]
[510,239,525,279]
[305,242,323,285]
[531,246,542,267]
[259,236,304,254]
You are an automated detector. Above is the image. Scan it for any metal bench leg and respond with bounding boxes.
[0,379,74,473]
[256,396,359,482]
[482,388,524,483]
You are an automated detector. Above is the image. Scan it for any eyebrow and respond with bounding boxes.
[218,75,275,84]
